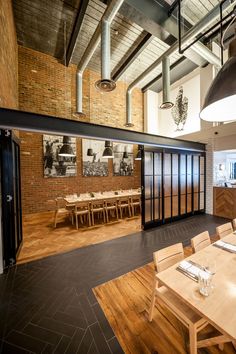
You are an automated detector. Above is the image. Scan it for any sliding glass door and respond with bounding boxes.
[142,147,205,230]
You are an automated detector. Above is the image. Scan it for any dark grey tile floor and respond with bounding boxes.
[0,214,227,354]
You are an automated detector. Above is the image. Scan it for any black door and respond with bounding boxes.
[0,129,22,268]
[142,147,205,230]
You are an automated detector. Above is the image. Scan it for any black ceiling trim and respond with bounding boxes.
[0,108,205,151]
[65,0,89,66]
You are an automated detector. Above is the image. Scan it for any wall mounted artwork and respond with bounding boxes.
[113,143,134,176]
[43,135,77,178]
[82,139,108,176]
[171,86,189,131]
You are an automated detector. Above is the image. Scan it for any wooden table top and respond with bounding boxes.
[65,191,141,204]
[156,233,236,340]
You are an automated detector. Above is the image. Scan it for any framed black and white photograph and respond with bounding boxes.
[82,139,108,177]
[43,135,77,178]
[113,143,134,176]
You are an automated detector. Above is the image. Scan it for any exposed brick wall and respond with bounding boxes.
[0,0,18,109]
[20,132,141,214]
[18,46,143,131]
[18,46,143,214]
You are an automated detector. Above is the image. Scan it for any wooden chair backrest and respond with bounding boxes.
[232,218,236,231]
[104,199,117,207]
[74,201,90,212]
[90,200,105,210]
[153,243,184,273]
[55,197,65,209]
[118,196,130,205]
[191,231,210,253]
[131,195,141,203]
[216,222,233,239]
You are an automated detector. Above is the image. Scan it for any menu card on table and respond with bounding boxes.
[214,240,236,253]
[177,260,210,282]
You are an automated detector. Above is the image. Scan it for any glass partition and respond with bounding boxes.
[142,147,205,229]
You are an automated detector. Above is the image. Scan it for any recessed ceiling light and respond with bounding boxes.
[31,69,37,73]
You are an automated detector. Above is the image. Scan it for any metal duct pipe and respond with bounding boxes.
[76,0,124,113]
[160,57,174,109]
[126,1,234,126]
[95,19,116,92]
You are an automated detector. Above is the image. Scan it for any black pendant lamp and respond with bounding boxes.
[123,150,128,159]
[135,145,142,160]
[200,38,236,122]
[58,136,75,157]
[87,148,94,156]
[102,141,114,159]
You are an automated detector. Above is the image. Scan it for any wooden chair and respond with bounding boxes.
[54,197,72,228]
[148,243,228,354]
[232,218,236,231]
[118,196,131,218]
[130,195,141,216]
[90,200,106,225]
[104,199,119,223]
[216,222,233,239]
[73,202,91,229]
[191,231,211,253]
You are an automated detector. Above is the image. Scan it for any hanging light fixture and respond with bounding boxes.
[135,145,142,160]
[58,136,75,157]
[102,141,114,158]
[123,150,128,159]
[200,17,236,122]
[87,148,94,156]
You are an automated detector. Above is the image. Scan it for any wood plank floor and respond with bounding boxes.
[94,240,236,354]
[18,212,141,264]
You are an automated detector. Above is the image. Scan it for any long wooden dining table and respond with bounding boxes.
[156,233,236,345]
[64,190,141,205]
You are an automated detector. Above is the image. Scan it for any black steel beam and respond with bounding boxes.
[0,108,205,151]
[112,32,153,81]
[65,0,89,66]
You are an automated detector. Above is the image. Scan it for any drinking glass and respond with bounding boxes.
[198,270,213,297]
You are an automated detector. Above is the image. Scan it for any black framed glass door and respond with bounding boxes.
[142,147,205,230]
[0,129,22,268]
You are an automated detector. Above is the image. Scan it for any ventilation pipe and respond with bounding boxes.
[95,19,116,92]
[76,0,124,114]
[125,1,235,126]
[160,57,174,109]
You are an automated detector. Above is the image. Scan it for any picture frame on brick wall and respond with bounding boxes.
[82,139,109,177]
[43,135,77,177]
[113,143,134,176]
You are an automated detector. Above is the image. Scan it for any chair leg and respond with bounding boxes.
[54,211,58,228]
[106,209,109,223]
[92,212,94,226]
[103,210,106,223]
[128,205,131,217]
[75,214,78,229]
[120,207,123,219]
[88,212,91,227]
[189,324,197,354]
[116,206,119,220]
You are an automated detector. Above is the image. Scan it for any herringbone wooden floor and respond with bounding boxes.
[0,214,228,353]
[18,212,141,264]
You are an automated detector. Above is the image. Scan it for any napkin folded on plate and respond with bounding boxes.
[214,240,236,253]
[177,260,210,281]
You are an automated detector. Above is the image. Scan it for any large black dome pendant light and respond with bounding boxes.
[102,141,114,159]
[200,31,236,122]
[59,136,75,157]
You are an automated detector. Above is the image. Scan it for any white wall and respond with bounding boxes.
[144,90,159,134]
[157,69,201,138]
